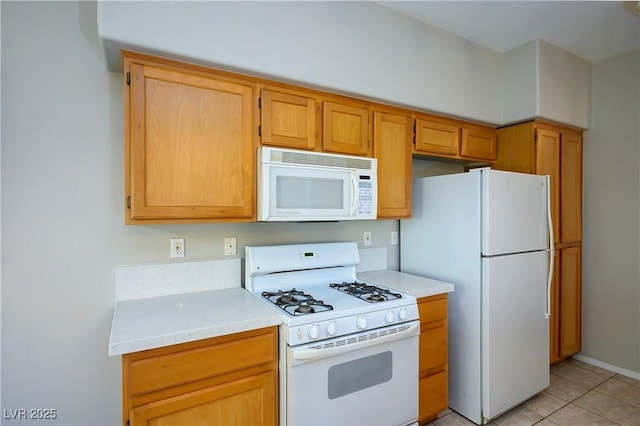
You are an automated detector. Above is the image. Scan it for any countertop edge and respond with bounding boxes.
[109,315,282,356]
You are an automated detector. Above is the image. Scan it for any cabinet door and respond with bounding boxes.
[373,111,412,218]
[260,89,317,150]
[535,128,561,244]
[559,246,582,358]
[127,62,254,222]
[414,118,459,156]
[494,123,536,173]
[461,125,497,161]
[417,295,448,423]
[130,371,276,426]
[560,132,583,243]
[419,371,448,424]
[322,101,370,156]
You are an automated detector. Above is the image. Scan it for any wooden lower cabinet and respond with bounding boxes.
[122,327,278,426]
[558,245,582,359]
[549,245,582,363]
[418,294,449,424]
[130,372,275,425]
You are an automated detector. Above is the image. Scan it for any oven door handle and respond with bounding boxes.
[292,321,420,361]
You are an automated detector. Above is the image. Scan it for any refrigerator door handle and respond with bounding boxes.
[546,175,554,319]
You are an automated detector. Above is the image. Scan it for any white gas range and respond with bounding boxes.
[245,242,419,426]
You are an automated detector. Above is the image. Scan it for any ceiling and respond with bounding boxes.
[377,1,640,63]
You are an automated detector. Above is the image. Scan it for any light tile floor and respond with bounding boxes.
[428,358,640,426]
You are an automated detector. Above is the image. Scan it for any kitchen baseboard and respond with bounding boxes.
[572,354,640,380]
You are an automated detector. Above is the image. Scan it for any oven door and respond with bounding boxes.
[286,321,419,426]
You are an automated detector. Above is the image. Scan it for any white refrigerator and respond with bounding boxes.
[401,168,553,425]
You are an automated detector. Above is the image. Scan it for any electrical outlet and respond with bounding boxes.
[391,231,398,245]
[364,232,372,246]
[170,238,184,258]
[224,237,237,256]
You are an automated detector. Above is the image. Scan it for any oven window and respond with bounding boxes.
[327,351,392,399]
[276,176,343,209]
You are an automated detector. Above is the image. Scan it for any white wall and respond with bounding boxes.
[538,40,591,129]
[582,49,640,374]
[502,40,591,129]
[97,0,503,125]
[502,41,538,124]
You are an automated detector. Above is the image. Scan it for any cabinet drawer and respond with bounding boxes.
[419,326,447,375]
[127,331,277,395]
[418,295,447,325]
[419,370,448,423]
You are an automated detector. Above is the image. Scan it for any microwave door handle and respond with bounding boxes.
[350,175,357,216]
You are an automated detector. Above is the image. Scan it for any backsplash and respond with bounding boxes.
[115,247,389,301]
[115,258,241,301]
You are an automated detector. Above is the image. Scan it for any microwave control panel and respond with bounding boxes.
[357,177,374,217]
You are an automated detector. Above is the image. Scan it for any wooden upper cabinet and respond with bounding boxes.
[414,118,459,156]
[415,117,496,161]
[493,124,536,173]
[560,132,583,242]
[373,111,412,218]
[322,101,370,156]
[495,120,582,246]
[260,89,317,150]
[461,124,497,161]
[124,53,255,223]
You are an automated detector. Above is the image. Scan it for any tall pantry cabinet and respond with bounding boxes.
[494,119,582,364]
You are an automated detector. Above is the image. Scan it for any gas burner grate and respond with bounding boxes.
[329,281,402,303]
[262,288,334,316]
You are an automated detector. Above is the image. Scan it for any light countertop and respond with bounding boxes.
[357,269,454,299]
[109,287,282,356]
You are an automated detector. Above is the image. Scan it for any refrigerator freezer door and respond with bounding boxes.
[481,170,549,256]
[482,251,550,421]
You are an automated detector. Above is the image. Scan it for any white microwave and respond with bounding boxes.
[257,147,377,221]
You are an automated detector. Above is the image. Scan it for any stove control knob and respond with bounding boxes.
[326,321,337,336]
[308,324,320,340]
[356,315,367,330]
[385,310,394,323]
[399,307,408,321]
